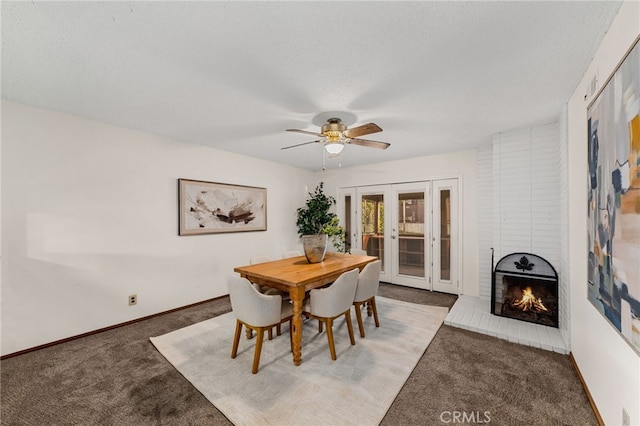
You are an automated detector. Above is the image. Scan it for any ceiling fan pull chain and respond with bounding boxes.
[322,148,326,172]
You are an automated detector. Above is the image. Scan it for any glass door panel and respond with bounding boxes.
[361,193,385,270]
[439,189,451,281]
[338,187,356,254]
[357,186,391,282]
[397,192,425,278]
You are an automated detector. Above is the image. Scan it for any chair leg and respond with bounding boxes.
[354,302,366,338]
[318,319,323,333]
[370,297,380,328]
[231,320,242,358]
[325,318,337,360]
[345,310,356,345]
[268,327,273,340]
[276,324,282,336]
[288,319,293,353]
[252,328,265,374]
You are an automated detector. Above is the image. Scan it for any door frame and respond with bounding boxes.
[337,176,462,295]
[431,178,460,294]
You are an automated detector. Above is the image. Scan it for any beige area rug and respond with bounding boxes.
[150,297,449,426]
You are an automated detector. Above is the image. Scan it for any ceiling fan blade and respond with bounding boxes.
[281,140,322,150]
[286,129,323,137]
[343,122,382,138]
[348,138,391,150]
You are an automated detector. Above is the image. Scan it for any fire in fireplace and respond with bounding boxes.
[512,286,549,313]
[492,252,559,328]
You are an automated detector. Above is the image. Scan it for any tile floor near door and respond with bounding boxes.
[445,295,569,354]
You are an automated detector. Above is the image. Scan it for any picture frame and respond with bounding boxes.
[178,179,267,235]
[586,35,640,355]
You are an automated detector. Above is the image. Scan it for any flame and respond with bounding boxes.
[512,287,549,313]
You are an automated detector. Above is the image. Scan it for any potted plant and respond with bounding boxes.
[296,182,346,263]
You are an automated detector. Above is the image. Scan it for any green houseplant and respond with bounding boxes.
[296,182,345,262]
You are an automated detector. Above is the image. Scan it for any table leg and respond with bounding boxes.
[290,287,305,366]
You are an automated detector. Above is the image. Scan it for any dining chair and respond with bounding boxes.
[350,248,368,256]
[250,255,288,336]
[304,268,359,360]
[282,250,302,259]
[353,260,382,338]
[227,276,293,374]
[250,255,286,296]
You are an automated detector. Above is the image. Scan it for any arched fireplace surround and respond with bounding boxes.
[492,252,559,328]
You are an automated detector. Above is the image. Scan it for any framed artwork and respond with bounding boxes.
[587,35,640,355]
[178,179,267,235]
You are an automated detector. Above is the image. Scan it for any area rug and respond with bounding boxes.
[150,296,449,426]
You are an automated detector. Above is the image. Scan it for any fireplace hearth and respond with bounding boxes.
[492,252,559,328]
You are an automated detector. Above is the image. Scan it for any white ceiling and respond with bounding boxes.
[2,1,622,171]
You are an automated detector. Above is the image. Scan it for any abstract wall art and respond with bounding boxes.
[178,179,267,235]
[587,35,640,355]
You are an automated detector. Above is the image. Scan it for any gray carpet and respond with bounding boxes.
[1,283,597,425]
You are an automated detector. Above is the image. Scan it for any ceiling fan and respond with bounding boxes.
[283,118,390,155]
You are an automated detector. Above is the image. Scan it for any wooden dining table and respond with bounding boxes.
[233,252,377,366]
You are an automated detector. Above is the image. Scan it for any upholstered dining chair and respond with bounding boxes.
[304,268,359,360]
[227,276,293,374]
[249,254,289,337]
[282,250,302,259]
[250,255,287,296]
[353,260,382,338]
[350,248,368,256]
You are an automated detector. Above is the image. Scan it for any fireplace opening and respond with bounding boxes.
[492,252,559,328]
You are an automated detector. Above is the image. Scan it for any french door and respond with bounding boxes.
[339,179,458,294]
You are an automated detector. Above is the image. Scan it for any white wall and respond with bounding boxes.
[1,101,314,356]
[568,2,640,425]
[318,149,479,297]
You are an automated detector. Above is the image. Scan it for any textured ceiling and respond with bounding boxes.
[1,1,622,171]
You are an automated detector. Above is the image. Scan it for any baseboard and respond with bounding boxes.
[570,352,604,426]
[0,295,229,360]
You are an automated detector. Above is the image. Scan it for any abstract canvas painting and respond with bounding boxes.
[587,36,640,354]
[178,179,267,235]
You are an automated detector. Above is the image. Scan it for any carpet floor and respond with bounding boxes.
[0,283,597,425]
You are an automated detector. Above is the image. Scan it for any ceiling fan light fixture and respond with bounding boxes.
[324,140,345,155]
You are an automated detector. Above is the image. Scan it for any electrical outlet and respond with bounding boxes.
[128,294,137,306]
[622,408,630,426]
